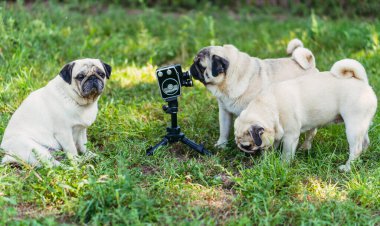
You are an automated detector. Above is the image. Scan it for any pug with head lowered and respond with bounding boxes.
[189,39,318,148]
[1,58,111,167]
[234,59,377,172]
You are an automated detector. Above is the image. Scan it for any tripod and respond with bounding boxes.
[146,99,211,156]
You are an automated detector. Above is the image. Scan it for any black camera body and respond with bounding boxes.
[156,64,193,101]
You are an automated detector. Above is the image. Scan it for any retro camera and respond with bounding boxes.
[156,64,193,101]
[146,64,211,156]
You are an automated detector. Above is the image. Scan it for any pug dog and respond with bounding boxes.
[234,59,377,172]
[189,39,318,148]
[1,58,111,167]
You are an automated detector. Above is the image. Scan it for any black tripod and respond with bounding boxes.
[146,99,211,156]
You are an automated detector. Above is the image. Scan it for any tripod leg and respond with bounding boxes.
[181,136,212,156]
[146,137,169,156]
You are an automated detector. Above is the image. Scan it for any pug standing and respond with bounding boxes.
[1,58,111,167]
[234,59,377,172]
[189,39,318,148]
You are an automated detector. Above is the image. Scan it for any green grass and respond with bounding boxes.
[1,2,380,225]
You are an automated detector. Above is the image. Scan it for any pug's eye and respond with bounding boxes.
[98,73,105,78]
[76,74,85,81]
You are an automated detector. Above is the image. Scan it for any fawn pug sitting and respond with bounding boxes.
[234,59,377,172]
[1,58,111,167]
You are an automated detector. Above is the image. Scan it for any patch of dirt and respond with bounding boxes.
[55,213,76,224]
[141,165,157,175]
[15,203,74,223]
[7,162,24,170]
[189,187,237,221]
[168,143,192,161]
[216,173,235,189]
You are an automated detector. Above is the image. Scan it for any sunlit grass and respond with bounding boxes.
[295,177,348,202]
[113,64,157,87]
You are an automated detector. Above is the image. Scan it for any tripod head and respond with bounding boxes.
[162,99,178,114]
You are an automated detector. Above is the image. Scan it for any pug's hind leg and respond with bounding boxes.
[281,133,300,163]
[339,124,368,172]
[215,102,232,148]
[299,128,317,151]
[2,138,59,167]
[362,132,370,151]
[30,148,61,168]
[339,135,364,172]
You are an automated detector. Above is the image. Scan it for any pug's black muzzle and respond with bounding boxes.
[82,75,104,97]
[189,63,206,85]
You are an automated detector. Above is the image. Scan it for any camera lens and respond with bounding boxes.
[181,71,193,87]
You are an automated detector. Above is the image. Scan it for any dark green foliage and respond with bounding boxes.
[43,0,380,17]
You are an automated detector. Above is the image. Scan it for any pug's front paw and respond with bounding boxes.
[214,140,228,149]
[338,164,351,172]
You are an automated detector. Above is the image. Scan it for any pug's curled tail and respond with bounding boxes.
[330,59,368,84]
[292,47,316,70]
[286,38,304,55]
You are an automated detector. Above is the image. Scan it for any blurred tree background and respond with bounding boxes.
[6,0,380,17]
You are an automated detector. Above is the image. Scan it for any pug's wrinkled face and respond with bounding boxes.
[189,47,229,86]
[234,121,274,154]
[59,58,111,103]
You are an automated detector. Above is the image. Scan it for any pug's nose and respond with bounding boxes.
[241,144,252,150]
[87,76,101,90]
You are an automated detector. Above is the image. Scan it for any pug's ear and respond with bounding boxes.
[101,62,112,79]
[249,125,264,146]
[59,62,75,84]
[211,55,229,77]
